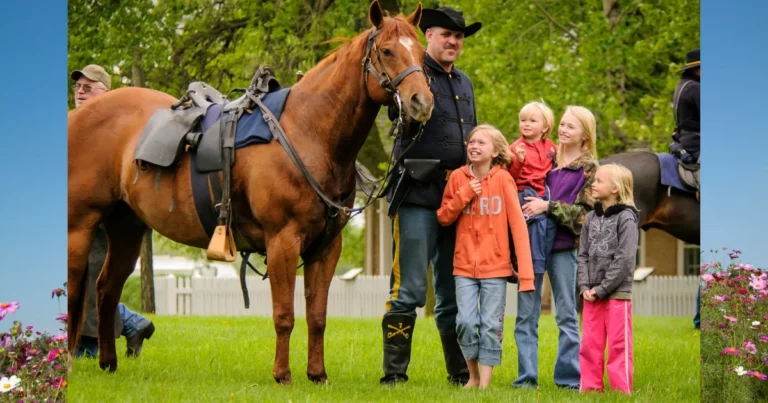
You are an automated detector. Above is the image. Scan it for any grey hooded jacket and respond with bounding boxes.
[577,202,639,300]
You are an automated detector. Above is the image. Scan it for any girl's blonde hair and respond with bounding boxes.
[598,163,636,207]
[519,100,555,140]
[556,105,598,167]
[467,124,513,168]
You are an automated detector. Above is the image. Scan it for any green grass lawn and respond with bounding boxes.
[68,315,699,402]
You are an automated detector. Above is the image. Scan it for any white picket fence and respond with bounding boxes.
[154,275,699,318]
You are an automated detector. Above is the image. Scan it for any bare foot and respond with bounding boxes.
[464,379,479,389]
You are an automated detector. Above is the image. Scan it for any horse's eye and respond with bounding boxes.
[382,48,393,57]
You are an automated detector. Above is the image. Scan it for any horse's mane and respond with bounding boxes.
[315,13,419,68]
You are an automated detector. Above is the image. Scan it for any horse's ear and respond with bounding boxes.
[406,2,423,27]
[369,0,384,29]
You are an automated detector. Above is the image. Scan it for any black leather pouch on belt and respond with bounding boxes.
[387,159,441,218]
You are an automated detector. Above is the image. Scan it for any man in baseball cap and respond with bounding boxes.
[70,64,111,108]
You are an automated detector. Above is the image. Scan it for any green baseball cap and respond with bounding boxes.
[70,64,112,90]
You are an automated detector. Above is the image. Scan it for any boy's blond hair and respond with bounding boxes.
[467,124,513,168]
[598,163,636,208]
[519,100,555,141]
[556,105,598,167]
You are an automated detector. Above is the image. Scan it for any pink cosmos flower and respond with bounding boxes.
[47,348,64,362]
[750,274,767,291]
[724,315,739,323]
[748,371,768,380]
[56,313,67,323]
[51,288,66,299]
[714,295,726,302]
[0,302,19,317]
[702,274,714,282]
[744,340,758,355]
[722,347,740,355]
[759,334,768,343]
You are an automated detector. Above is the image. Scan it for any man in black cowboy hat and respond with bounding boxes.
[380,6,480,386]
[669,48,700,193]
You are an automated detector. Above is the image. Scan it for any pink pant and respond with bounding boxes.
[579,299,633,394]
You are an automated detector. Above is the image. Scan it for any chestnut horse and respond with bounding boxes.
[67,0,432,384]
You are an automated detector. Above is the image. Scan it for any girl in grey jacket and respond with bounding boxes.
[577,163,639,395]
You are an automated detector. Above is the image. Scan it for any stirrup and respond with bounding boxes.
[207,225,237,262]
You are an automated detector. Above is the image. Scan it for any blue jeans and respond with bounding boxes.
[518,187,557,274]
[694,283,701,329]
[385,205,458,335]
[74,303,151,358]
[455,276,507,366]
[513,249,581,388]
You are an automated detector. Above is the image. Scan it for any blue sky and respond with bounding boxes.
[700,0,768,267]
[0,1,765,334]
[0,1,67,334]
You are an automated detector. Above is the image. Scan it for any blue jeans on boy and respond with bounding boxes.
[518,187,557,274]
[694,284,701,329]
[455,276,507,367]
[74,303,152,358]
[513,249,581,388]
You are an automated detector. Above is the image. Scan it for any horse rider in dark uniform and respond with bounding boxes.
[380,6,480,386]
[669,48,700,198]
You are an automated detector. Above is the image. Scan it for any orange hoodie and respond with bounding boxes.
[437,165,535,291]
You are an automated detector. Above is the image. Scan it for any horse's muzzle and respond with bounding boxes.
[407,93,433,122]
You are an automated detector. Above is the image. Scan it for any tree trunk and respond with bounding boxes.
[133,50,154,313]
[140,230,156,314]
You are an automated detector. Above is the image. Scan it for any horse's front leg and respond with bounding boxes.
[303,233,342,384]
[266,229,302,384]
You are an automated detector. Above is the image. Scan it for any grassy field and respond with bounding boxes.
[68,315,699,402]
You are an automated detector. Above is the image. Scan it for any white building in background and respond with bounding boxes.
[131,255,238,278]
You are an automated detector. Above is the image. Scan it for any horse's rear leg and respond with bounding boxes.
[67,225,98,364]
[303,235,341,384]
[97,203,148,372]
[266,230,302,385]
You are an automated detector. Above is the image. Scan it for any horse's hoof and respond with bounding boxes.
[99,359,117,372]
[273,372,292,385]
[307,372,328,384]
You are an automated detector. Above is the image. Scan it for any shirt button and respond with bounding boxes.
[460,118,464,123]
[449,74,453,79]
[455,95,459,100]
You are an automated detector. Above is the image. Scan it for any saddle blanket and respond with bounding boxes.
[656,152,695,194]
[201,87,292,149]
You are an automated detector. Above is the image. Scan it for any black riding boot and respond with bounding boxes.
[380,312,416,385]
[440,331,470,386]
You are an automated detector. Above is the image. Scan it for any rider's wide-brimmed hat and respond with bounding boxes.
[419,6,482,37]
[677,48,700,72]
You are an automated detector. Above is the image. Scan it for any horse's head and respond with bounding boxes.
[363,1,433,122]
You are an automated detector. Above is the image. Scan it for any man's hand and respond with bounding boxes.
[514,143,526,162]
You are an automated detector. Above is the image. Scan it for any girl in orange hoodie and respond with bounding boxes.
[437,124,535,388]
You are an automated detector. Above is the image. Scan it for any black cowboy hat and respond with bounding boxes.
[677,48,700,72]
[419,6,482,37]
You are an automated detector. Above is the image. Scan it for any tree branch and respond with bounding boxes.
[532,0,578,41]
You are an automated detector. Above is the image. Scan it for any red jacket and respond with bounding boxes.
[436,165,534,291]
[508,137,557,196]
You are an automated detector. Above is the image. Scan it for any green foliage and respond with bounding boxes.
[119,276,142,312]
[398,0,700,156]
